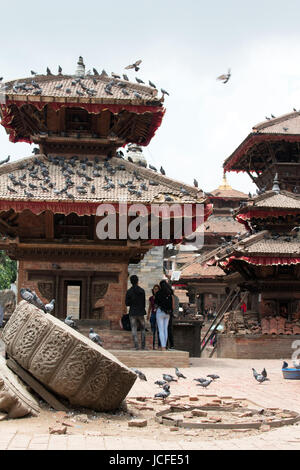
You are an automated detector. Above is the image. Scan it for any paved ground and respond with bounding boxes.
[1,352,300,450]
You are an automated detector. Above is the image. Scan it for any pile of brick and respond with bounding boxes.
[223,310,261,335]
[261,316,300,335]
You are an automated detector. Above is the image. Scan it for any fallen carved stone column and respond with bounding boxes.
[2,301,136,411]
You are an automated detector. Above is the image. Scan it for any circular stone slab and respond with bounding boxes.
[2,301,136,411]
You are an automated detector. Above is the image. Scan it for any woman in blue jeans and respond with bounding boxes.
[155,280,175,351]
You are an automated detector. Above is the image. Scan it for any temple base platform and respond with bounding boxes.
[108,349,190,368]
[217,334,300,359]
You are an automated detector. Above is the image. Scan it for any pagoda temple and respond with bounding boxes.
[172,176,248,314]
[210,112,300,358]
[0,57,212,328]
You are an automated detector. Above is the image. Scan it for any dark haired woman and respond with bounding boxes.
[147,284,161,350]
[155,280,175,351]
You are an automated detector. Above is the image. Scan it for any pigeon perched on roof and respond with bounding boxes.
[175,367,186,379]
[64,315,78,329]
[131,368,147,381]
[89,328,103,346]
[125,60,142,72]
[160,166,166,175]
[252,368,269,384]
[0,155,10,166]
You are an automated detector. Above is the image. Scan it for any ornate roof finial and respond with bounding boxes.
[76,56,85,77]
[218,173,232,191]
[272,173,280,194]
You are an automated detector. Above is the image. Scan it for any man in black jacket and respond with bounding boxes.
[125,275,146,350]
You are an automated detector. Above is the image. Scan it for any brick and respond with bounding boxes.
[128,419,147,428]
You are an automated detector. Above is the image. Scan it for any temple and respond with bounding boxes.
[0,57,212,329]
[208,112,300,358]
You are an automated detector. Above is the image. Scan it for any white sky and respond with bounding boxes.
[1,0,300,194]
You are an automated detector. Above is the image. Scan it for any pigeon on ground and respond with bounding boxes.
[154,380,167,387]
[207,374,220,380]
[252,368,269,384]
[131,368,147,381]
[282,361,289,369]
[196,379,213,388]
[89,328,103,346]
[175,367,186,379]
[193,378,208,384]
[162,374,177,383]
[44,299,55,313]
[154,388,170,400]
[64,315,78,329]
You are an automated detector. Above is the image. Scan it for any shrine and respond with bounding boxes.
[0,57,212,331]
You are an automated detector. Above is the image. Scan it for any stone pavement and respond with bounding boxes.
[1,356,300,450]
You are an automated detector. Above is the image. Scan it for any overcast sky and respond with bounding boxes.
[1,0,300,194]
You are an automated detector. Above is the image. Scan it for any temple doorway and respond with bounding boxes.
[66,281,82,319]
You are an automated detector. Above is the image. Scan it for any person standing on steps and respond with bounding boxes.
[155,280,175,351]
[125,275,147,350]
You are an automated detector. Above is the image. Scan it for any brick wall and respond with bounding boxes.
[128,246,164,302]
[217,334,300,359]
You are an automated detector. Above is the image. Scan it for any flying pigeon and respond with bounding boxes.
[131,368,147,381]
[125,60,142,71]
[89,328,103,346]
[217,68,231,84]
[175,367,186,379]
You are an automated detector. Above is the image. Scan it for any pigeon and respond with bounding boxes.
[193,178,198,188]
[161,88,169,96]
[154,388,170,400]
[31,70,37,76]
[64,315,78,329]
[20,288,47,313]
[135,77,144,84]
[125,60,142,72]
[193,378,208,384]
[46,67,52,75]
[282,361,289,369]
[196,379,213,388]
[44,299,55,313]
[252,368,269,384]
[131,368,147,381]
[133,92,142,99]
[58,65,62,74]
[89,328,103,346]
[154,380,167,387]
[207,374,220,380]
[217,68,231,84]
[175,367,186,379]
[123,74,129,81]
[160,166,166,175]
[149,164,157,172]
[162,374,177,383]
[0,155,10,165]
[149,80,156,88]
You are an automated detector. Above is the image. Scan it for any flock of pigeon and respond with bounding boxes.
[4,150,198,202]
[0,59,169,102]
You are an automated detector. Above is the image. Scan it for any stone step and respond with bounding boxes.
[108,349,190,368]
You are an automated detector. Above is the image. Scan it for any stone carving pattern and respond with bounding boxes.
[92,283,108,305]
[73,358,115,407]
[29,328,74,383]
[11,314,49,370]
[2,301,32,350]
[96,369,136,410]
[49,343,99,397]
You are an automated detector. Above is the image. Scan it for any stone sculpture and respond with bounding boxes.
[2,301,137,411]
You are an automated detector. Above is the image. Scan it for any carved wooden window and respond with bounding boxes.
[66,108,91,132]
[54,213,94,240]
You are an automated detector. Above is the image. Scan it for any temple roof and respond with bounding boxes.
[195,215,246,235]
[209,176,248,199]
[180,263,225,279]
[0,154,205,207]
[223,111,300,173]
[2,73,160,105]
